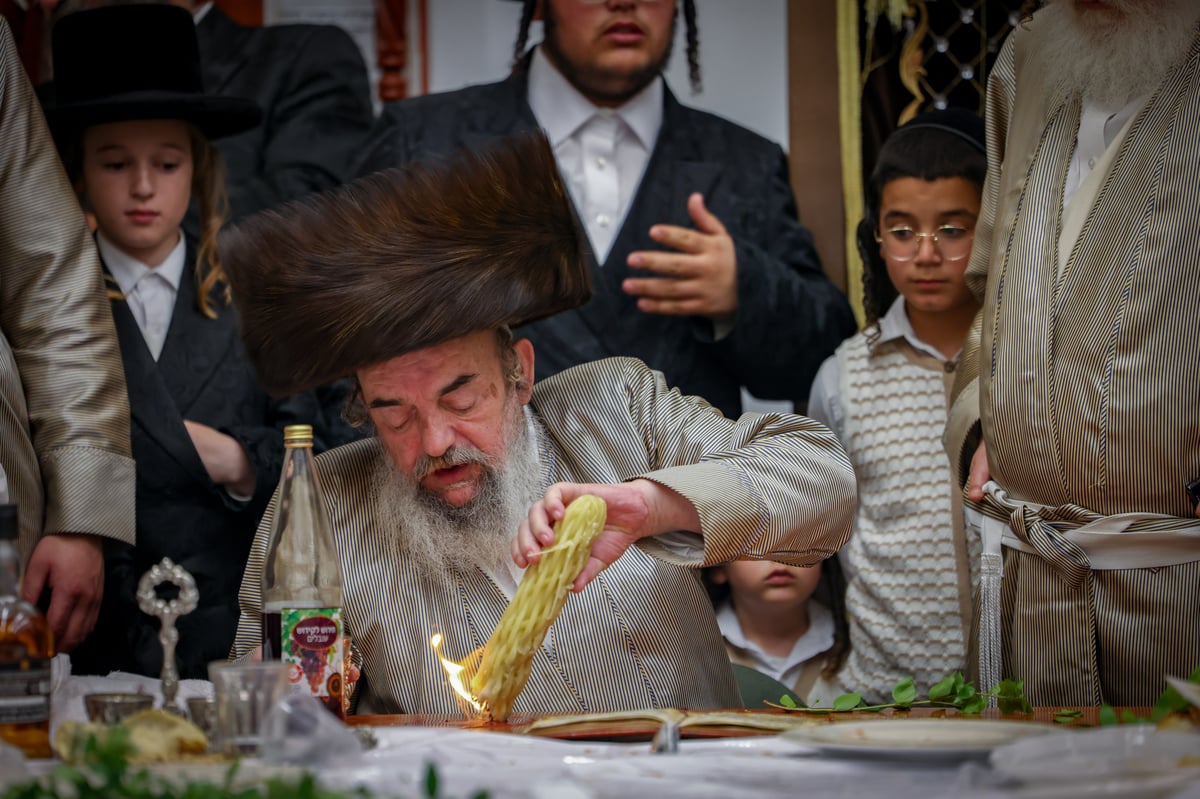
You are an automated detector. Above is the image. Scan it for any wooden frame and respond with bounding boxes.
[786,0,846,292]
[214,0,262,26]
[215,0,428,102]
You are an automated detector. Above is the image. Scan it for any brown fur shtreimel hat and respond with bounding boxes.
[219,132,590,396]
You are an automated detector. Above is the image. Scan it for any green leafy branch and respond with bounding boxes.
[1099,666,1200,727]
[2,729,487,799]
[769,666,1199,726]
[770,672,1032,715]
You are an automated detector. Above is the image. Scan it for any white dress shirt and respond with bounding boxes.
[98,231,186,362]
[716,599,835,687]
[1058,93,1147,278]
[1063,93,1146,211]
[527,46,663,264]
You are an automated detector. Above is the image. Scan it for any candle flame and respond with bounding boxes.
[430,633,485,715]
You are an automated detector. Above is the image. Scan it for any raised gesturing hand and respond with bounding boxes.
[624,193,738,323]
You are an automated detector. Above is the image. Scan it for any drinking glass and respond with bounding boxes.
[208,660,289,756]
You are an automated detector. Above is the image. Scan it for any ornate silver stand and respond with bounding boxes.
[136,558,198,717]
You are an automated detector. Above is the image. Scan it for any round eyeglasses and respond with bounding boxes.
[876,225,975,262]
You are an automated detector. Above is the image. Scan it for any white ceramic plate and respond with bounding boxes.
[780,718,1053,761]
[991,726,1200,783]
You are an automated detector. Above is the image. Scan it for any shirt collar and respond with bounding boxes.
[98,231,187,297]
[527,45,664,150]
[716,598,836,669]
[874,296,955,362]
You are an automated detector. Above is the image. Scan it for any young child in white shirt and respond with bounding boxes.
[705,558,847,701]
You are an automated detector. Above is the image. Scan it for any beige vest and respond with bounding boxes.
[836,333,972,703]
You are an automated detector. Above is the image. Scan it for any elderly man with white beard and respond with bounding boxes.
[222,132,856,715]
[946,0,1200,706]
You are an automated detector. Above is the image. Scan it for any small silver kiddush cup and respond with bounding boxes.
[136,558,199,717]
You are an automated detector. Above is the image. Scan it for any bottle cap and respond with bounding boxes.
[0,505,16,541]
[283,424,314,448]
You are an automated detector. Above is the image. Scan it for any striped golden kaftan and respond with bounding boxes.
[0,24,135,559]
[946,19,1200,705]
[232,358,856,714]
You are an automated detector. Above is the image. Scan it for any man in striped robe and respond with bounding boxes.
[946,0,1200,706]
[222,133,857,715]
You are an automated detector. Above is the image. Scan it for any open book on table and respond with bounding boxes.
[520,708,821,739]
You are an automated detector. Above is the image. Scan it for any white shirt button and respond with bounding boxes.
[595,156,606,169]
[1087,157,1096,169]
[596,213,610,228]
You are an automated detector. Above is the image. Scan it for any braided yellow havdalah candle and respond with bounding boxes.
[469,495,607,721]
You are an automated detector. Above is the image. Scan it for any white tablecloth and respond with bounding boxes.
[308,726,1200,799]
[48,655,214,736]
[14,666,1200,799]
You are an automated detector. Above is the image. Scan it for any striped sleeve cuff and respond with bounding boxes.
[635,460,765,568]
[40,446,136,545]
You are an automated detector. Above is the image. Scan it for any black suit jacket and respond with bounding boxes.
[358,64,856,418]
[71,250,322,679]
[195,8,373,225]
[195,8,372,448]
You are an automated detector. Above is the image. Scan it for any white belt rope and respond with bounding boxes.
[968,480,1200,703]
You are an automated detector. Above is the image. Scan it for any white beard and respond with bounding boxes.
[372,405,545,577]
[1037,0,1200,107]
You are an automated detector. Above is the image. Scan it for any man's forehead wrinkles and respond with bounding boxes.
[439,373,478,396]
[364,370,480,409]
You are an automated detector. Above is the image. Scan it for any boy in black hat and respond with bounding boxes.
[43,4,321,679]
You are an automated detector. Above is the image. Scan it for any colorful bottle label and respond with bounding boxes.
[281,607,344,718]
[0,646,50,725]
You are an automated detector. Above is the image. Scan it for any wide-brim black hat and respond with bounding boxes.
[43,4,260,140]
[220,132,592,396]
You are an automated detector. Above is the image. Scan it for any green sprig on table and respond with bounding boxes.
[771,672,1031,715]
[771,667,1200,725]
[1,728,487,799]
[1098,666,1200,727]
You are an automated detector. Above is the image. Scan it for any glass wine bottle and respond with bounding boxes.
[261,424,345,719]
[0,504,53,757]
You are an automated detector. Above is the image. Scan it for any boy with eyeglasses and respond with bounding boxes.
[805,109,986,705]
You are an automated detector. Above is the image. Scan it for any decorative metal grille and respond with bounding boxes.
[908,0,1023,116]
[862,0,1024,125]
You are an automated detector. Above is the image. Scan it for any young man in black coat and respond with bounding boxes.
[358,0,856,420]
[194,3,374,224]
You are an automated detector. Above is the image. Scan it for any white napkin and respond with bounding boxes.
[51,654,214,737]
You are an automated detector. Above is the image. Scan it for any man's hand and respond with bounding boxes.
[22,534,103,652]
[623,192,737,322]
[966,440,990,502]
[184,420,255,497]
[513,479,701,592]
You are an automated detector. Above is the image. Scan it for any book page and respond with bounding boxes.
[523,708,820,736]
